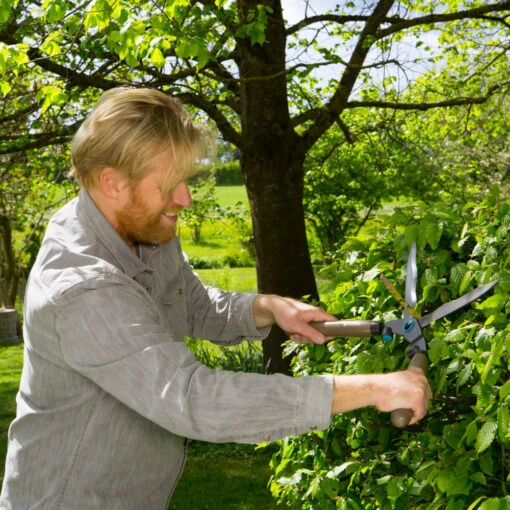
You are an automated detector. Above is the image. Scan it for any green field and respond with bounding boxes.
[180,184,254,270]
[215,185,249,208]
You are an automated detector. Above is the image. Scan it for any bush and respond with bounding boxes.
[268,189,509,509]
[191,162,243,186]
[187,339,265,374]
[214,161,243,186]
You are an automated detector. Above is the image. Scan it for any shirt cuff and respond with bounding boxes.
[295,375,333,434]
[235,292,271,340]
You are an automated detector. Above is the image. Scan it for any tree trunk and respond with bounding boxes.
[0,215,19,308]
[237,0,319,374]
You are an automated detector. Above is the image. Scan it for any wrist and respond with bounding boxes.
[331,374,380,416]
[252,294,277,328]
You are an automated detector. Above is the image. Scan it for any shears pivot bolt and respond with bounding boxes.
[403,320,415,333]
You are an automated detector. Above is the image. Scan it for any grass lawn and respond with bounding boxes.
[215,185,249,208]
[169,442,276,509]
[195,267,257,293]
[0,344,23,484]
[179,185,251,265]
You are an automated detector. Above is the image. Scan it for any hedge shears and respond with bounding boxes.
[311,242,498,428]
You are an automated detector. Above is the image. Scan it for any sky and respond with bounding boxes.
[278,0,441,90]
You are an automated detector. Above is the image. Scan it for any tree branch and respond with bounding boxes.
[176,92,243,149]
[346,81,510,111]
[286,14,368,36]
[26,47,122,90]
[299,0,395,154]
[377,1,510,39]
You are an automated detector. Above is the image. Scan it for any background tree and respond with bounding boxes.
[303,91,510,262]
[0,149,72,310]
[0,0,509,373]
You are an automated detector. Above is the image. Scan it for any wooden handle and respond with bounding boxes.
[310,320,383,338]
[391,352,429,428]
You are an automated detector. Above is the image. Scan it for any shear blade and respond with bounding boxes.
[419,280,498,328]
[404,242,418,320]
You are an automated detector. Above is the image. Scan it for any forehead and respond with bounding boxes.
[136,150,189,195]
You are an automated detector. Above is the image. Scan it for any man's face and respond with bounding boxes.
[115,153,192,247]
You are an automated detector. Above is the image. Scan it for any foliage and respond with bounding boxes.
[193,161,243,186]
[0,150,73,307]
[268,190,509,509]
[303,91,510,262]
[1,0,509,371]
[180,176,254,267]
[182,171,220,243]
[187,339,265,374]
[215,161,243,186]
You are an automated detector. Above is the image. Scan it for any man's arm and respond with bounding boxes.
[331,369,431,425]
[252,294,337,344]
[253,294,432,424]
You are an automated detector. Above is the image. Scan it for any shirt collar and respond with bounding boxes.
[77,188,153,278]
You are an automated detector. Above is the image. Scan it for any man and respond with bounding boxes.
[0,87,431,509]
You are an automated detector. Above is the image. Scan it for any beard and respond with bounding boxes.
[115,188,179,247]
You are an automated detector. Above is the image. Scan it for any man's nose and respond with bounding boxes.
[172,181,192,207]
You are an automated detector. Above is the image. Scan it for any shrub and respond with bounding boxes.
[215,161,243,186]
[268,189,509,509]
[187,339,265,374]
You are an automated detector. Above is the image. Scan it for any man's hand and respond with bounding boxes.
[252,294,337,344]
[331,368,432,424]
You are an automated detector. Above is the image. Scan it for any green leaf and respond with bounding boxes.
[463,420,478,446]
[175,39,194,59]
[387,476,405,501]
[480,498,505,510]
[0,80,11,96]
[469,472,487,485]
[497,405,510,443]
[476,294,506,313]
[150,47,166,68]
[459,270,474,295]
[437,470,455,493]
[40,31,62,57]
[424,219,443,249]
[451,263,468,289]
[476,422,498,453]
[500,380,510,399]
[36,84,68,114]
[456,362,473,389]
[428,337,447,364]
[405,224,419,246]
[0,1,12,23]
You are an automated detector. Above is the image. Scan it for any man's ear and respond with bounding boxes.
[98,167,128,198]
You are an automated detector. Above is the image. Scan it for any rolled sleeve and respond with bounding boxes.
[295,375,333,436]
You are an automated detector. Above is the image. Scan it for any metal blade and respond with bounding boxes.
[404,242,418,320]
[419,280,498,328]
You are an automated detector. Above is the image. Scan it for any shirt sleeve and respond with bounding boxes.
[181,259,270,345]
[55,277,333,444]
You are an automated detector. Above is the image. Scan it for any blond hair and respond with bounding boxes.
[70,87,210,194]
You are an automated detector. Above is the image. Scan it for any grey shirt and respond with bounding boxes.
[0,189,333,509]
